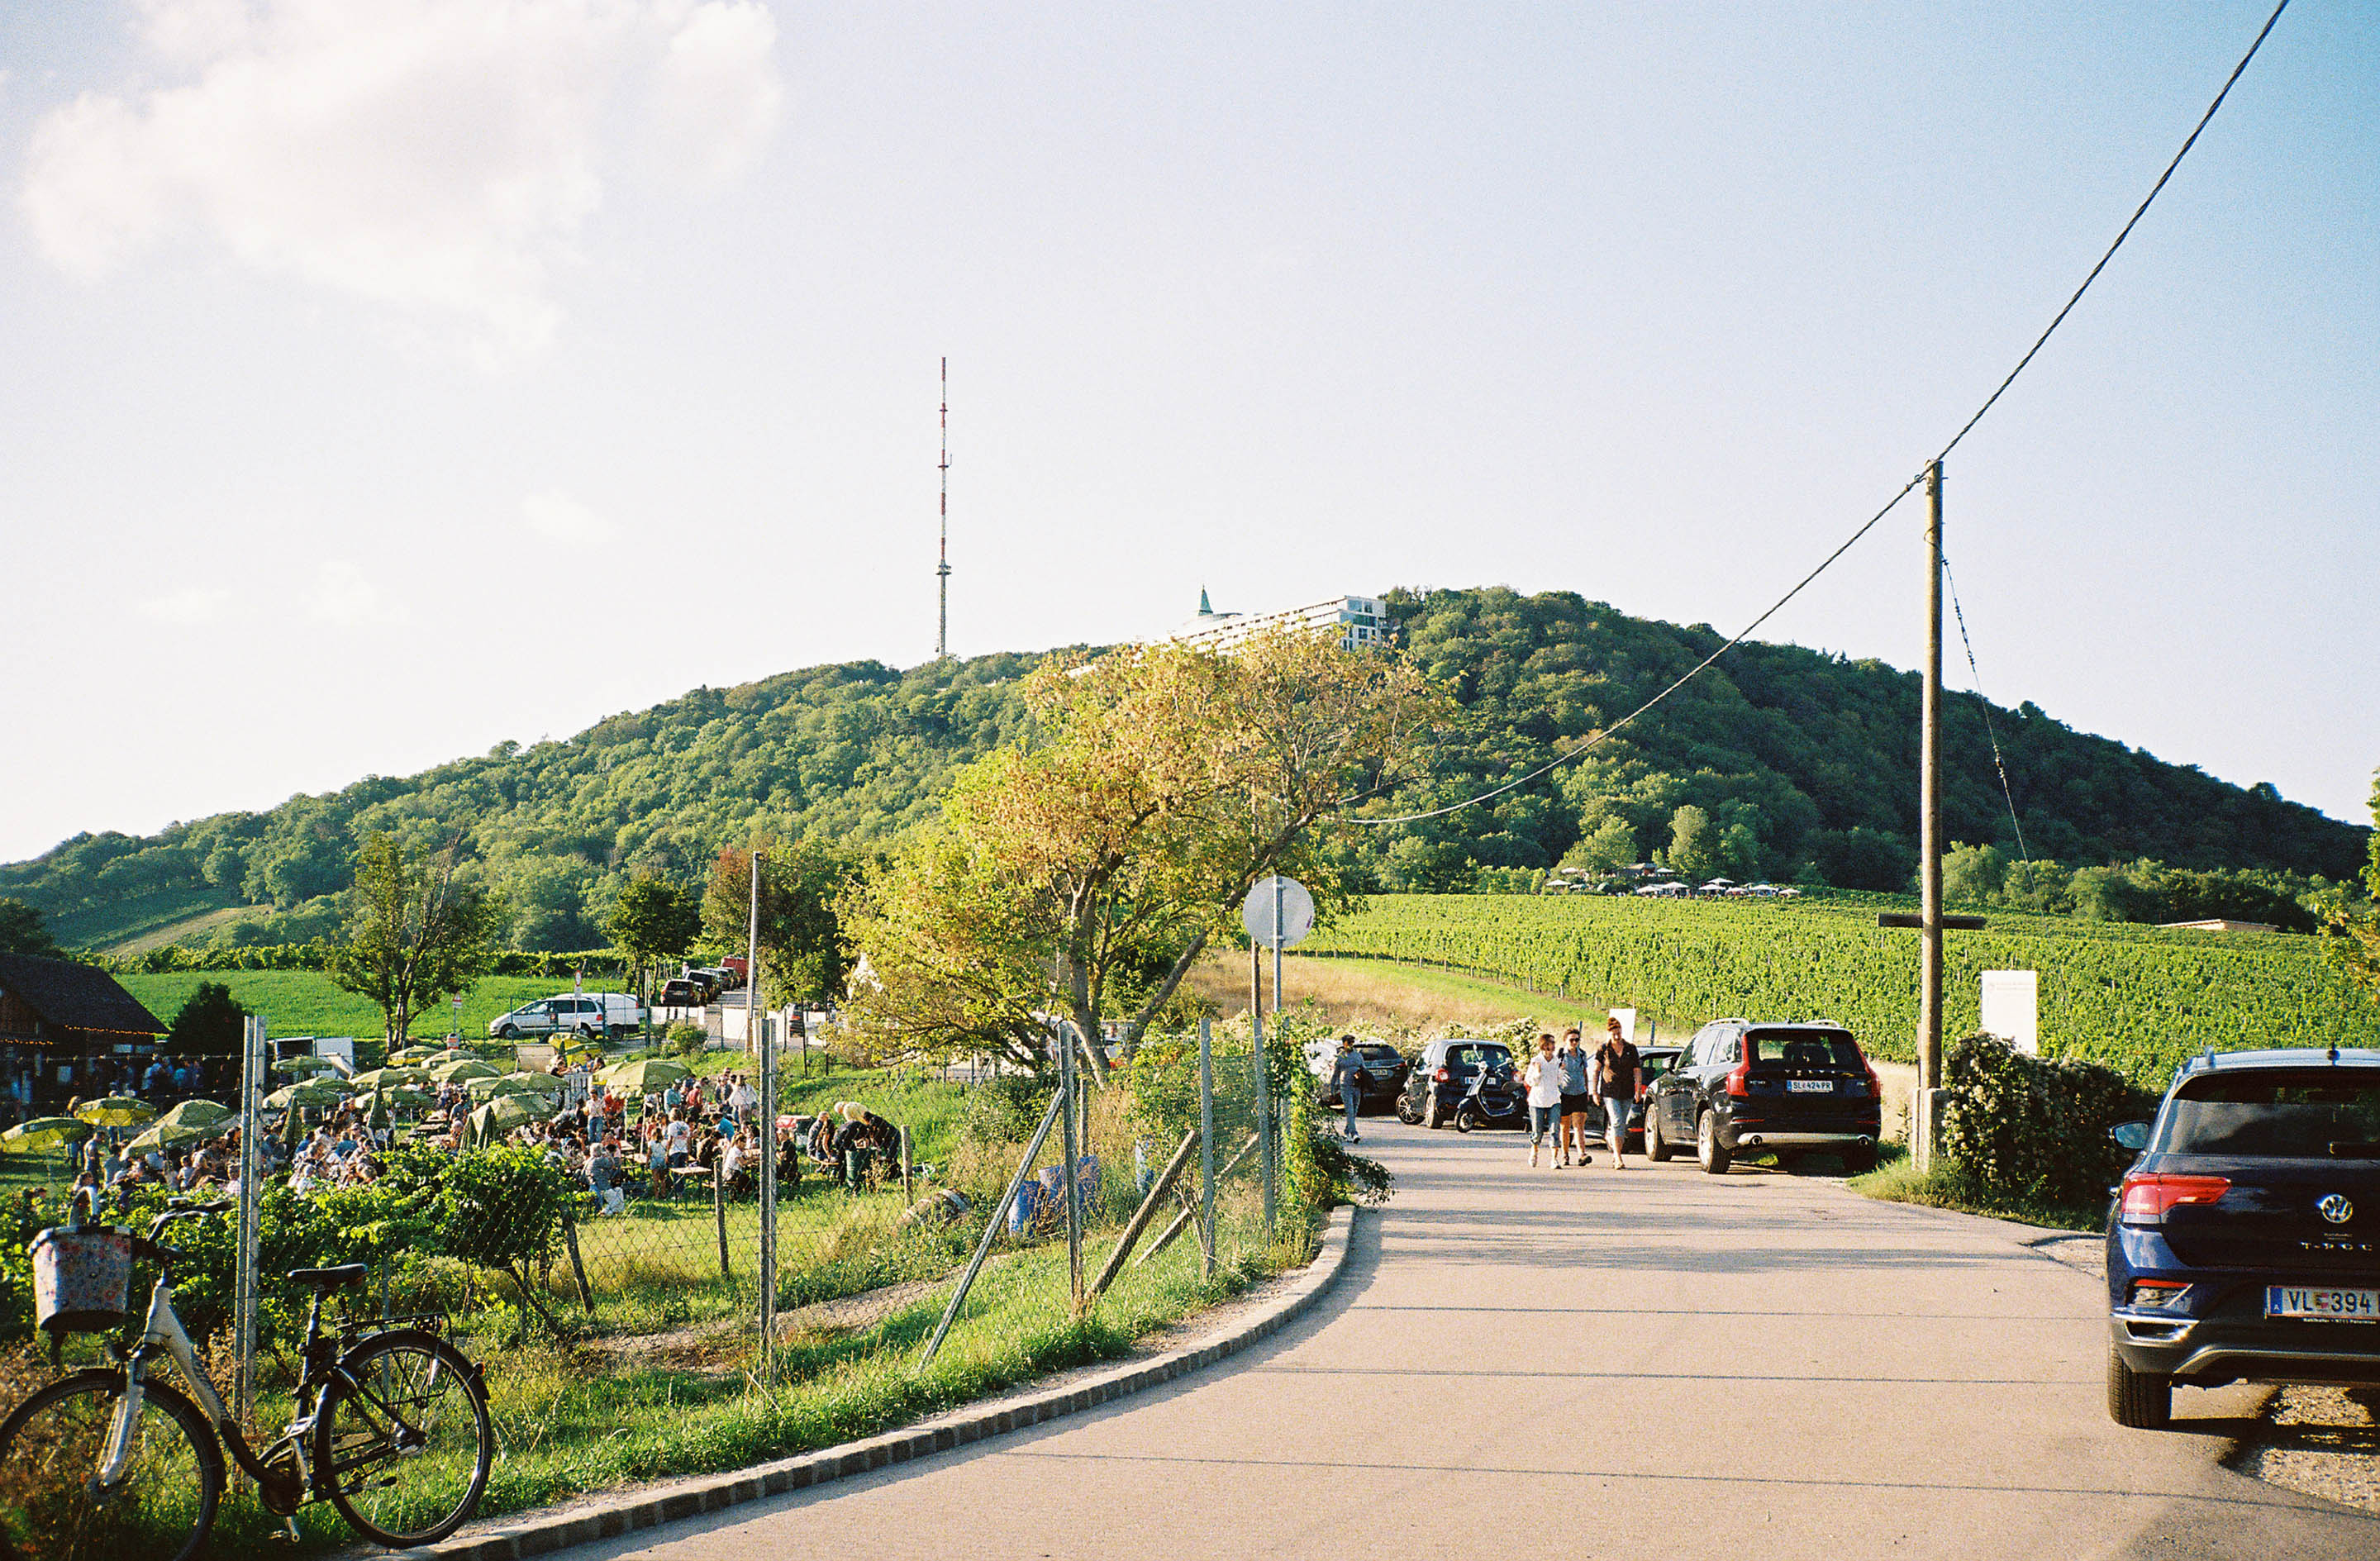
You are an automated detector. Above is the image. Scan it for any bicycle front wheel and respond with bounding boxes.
[312,1332,492,1548]
[0,1370,222,1561]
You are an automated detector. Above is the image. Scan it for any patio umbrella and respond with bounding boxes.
[367,1088,391,1134]
[432,1059,501,1084]
[275,1054,338,1077]
[74,1097,158,1127]
[160,1099,234,1129]
[493,1070,565,1097]
[1,1116,92,1154]
[389,1045,442,1063]
[126,1121,209,1155]
[380,1085,433,1110]
[597,1057,691,1095]
[265,1080,349,1111]
[463,1073,552,1104]
[350,1067,429,1091]
[418,1047,473,1064]
[471,1093,555,1135]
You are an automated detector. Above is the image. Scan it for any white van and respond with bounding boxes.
[488,992,645,1041]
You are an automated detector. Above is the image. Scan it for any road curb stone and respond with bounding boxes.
[396,1204,1356,1561]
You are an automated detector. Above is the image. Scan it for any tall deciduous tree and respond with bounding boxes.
[1666,805,1716,882]
[2323,769,2380,1003]
[0,897,60,957]
[702,840,858,1007]
[329,833,506,1045]
[846,629,1435,1077]
[607,875,701,999]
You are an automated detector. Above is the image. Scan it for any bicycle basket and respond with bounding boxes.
[30,1225,133,1335]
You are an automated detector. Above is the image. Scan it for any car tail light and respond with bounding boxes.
[2128,1279,2191,1310]
[2118,1173,2229,1222]
[1864,1064,1883,1101]
[1434,1067,1449,1083]
[1726,1060,1752,1097]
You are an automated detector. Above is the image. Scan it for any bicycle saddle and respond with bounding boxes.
[287,1264,369,1288]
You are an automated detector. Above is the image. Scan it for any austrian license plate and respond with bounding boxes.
[1787,1079,1833,1094]
[2266,1286,2380,1322]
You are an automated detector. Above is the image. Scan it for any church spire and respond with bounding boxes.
[1198,585,1213,616]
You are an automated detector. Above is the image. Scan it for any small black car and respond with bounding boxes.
[1645,1020,1882,1173]
[1319,1042,1411,1113]
[1398,1039,1518,1130]
[2106,1047,2380,1429]
[1590,1045,1683,1145]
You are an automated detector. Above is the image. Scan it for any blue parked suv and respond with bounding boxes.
[2105,1047,2380,1428]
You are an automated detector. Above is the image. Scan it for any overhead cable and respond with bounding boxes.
[1942,556,2032,864]
[1349,0,2291,830]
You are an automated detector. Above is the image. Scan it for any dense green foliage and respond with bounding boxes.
[4,588,2362,955]
[162,980,244,1058]
[1306,893,2380,1087]
[1938,1034,2148,1212]
[0,897,59,955]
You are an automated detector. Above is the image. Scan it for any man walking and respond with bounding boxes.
[1330,1036,1368,1143]
[1593,1016,1643,1170]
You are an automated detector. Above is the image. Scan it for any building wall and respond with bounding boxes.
[1170,595,1388,654]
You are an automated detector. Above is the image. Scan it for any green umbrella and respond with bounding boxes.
[494,1070,565,1097]
[472,1093,555,1135]
[278,1102,307,1154]
[74,1097,158,1127]
[275,1054,338,1077]
[350,1067,428,1090]
[1,1117,92,1154]
[597,1057,691,1094]
[463,1073,552,1104]
[389,1045,442,1063]
[367,1087,391,1133]
[265,1080,349,1110]
[126,1121,209,1155]
[160,1100,234,1129]
[381,1085,434,1110]
[432,1059,501,1083]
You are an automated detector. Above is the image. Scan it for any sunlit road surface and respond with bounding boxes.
[565,1120,2377,1561]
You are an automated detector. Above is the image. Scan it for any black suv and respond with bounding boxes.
[1320,1043,1411,1113]
[1645,1020,1883,1173]
[2106,1047,2380,1429]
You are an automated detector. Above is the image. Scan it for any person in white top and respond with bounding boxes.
[1522,1033,1566,1169]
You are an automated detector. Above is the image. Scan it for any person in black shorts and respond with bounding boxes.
[1555,1028,1594,1167]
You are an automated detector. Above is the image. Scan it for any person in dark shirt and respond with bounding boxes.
[1592,1017,1642,1170]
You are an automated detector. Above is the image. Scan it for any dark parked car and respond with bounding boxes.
[2106,1047,2380,1429]
[1317,1042,1411,1112]
[1398,1038,1518,1130]
[657,978,707,1007]
[1645,1020,1883,1173]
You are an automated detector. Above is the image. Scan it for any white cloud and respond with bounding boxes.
[21,0,785,364]
[521,488,616,542]
[137,585,232,625]
[305,560,407,626]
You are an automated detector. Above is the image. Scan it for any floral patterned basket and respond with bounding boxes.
[30,1225,133,1335]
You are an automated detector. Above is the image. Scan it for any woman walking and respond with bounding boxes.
[1593,1017,1643,1170]
[1523,1034,1565,1169]
[1556,1028,1593,1168]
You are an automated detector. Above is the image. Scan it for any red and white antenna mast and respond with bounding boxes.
[936,357,951,660]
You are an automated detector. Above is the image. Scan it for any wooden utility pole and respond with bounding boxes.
[1916,460,1946,1169]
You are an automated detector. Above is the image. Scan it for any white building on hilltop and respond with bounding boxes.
[1169,590,1388,653]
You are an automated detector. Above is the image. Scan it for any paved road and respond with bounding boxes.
[566,1121,2377,1560]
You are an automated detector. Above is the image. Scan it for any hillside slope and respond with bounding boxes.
[3,588,2363,952]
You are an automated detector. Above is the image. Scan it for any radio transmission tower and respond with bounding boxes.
[936,357,951,660]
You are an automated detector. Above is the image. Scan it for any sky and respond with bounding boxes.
[2,1,2373,866]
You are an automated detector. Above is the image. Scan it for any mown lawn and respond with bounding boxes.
[117,970,589,1040]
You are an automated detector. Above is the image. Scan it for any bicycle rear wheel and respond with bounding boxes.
[312,1331,492,1548]
[0,1370,221,1561]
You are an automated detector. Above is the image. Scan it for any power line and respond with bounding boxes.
[1349,0,2290,830]
[1942,556,2031,864]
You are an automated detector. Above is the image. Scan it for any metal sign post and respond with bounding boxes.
[232,1014,266,1437]
[1240,877,1313,1240]
[1197,1016,1216,1277]
[1059,1023,1082,1310]
[749,851,775,1379]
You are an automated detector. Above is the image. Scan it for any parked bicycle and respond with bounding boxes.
[0,1197,493,1561]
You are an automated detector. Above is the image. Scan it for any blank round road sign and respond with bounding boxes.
[1242,876,1315,948]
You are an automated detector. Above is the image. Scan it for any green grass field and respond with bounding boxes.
[115,971,599,1040]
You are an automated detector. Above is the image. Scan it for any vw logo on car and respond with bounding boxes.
[2319,1193,2355,1225]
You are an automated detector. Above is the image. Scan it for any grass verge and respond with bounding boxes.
[1846,1142,2106,1233]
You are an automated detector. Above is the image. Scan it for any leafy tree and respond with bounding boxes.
[0,897,59,956]
[328,833,506,1044]
[1717,820,1764,882]
[847,631,1433,1076]
[2323,769,2380,1002]
[607,875,701,998]
[1943,842,2008,906]
[1667,806,1716,882]
[1566,816,1637,873]
[164,981,245,1058]
[701,840,857,1006]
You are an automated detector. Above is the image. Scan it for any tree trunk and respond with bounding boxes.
[1118,926,1210,1057]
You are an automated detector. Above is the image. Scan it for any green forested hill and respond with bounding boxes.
[4,588,2364,954]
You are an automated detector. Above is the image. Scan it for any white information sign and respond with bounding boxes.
[1241,876,1315,949]
[1980,970,2039,1056]
[1609,1007,1639,1044]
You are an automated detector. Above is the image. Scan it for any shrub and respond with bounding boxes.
[1938,1033,2151,1211]
[666,1022,708,1057]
